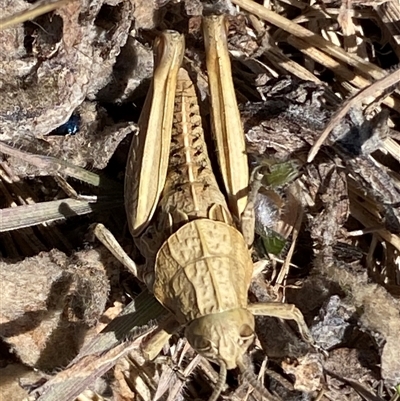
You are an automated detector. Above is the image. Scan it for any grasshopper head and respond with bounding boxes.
[185,309,255,370]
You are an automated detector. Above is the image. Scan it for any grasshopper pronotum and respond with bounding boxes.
[94,14,314,401]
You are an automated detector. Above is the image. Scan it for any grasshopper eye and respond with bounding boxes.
[239,324,255,345]
[193,336,212,352]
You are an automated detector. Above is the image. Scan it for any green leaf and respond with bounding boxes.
[262,160,300,188]
[262,231,287,255]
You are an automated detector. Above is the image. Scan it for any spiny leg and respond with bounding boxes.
[248,302,314,345]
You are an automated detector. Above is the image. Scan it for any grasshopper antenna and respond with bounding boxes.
[237,359,281,401]
[208,362,227,401]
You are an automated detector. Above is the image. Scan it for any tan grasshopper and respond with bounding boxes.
[96,14,314,401]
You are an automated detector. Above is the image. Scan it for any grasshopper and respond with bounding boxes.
[95,14,314,401]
